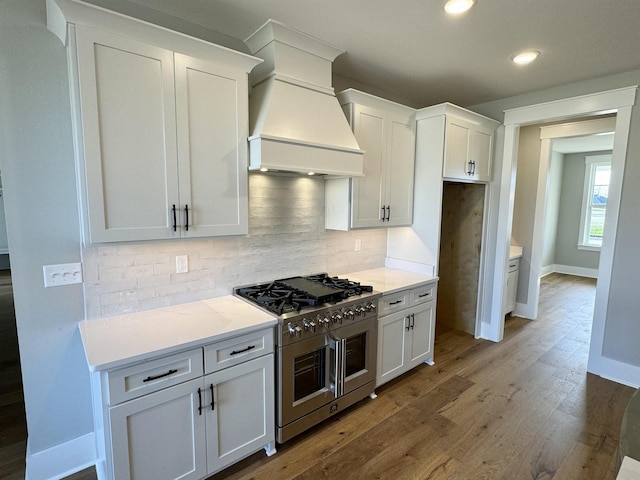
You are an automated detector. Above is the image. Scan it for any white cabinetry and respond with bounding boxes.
[416,103,499,183]
[325,89,415,230]
[376,282,437,387]
[49,1,261,243]
[503,257,520,315]
[95,328,275,480]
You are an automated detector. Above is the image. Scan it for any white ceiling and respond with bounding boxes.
[87,0,640,109]
[552,132,615,154]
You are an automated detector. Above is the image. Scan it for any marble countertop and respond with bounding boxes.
[79,295,277,372]
[343,267,438,296]
[509,245,523,260]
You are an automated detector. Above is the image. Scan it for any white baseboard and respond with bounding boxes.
[588,355,640,389]
[540,263,598,279]
[384,257,435,276]
[26,433,96,480]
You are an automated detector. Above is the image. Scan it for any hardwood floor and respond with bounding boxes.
[1,273,634,479]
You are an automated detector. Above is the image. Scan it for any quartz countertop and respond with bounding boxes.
[343,267,438,296]
[79,295,277,372]
[509,245,523,260]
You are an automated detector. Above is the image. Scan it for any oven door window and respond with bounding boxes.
[293,348,326,402]
[345,332,367,378]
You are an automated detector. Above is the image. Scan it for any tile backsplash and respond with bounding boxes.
[83,174,387,319]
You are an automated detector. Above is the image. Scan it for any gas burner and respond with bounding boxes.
[304,273,374,297]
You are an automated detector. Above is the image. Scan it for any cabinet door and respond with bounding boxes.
[205,354,275,475]
[351,106,385,228]
[408,302,435,366]
[385,117,415,227]
[109,378,206,480]
[504,269,519,314]
[468,126,494,182]
[174,54,249,237]
[75,26,179,242]
[376,310,409,387]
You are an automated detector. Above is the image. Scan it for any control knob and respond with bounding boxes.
[342,308,354,319]
[355,304,366,315]
[287,322,303,337]
[365,302,377,312]
[316,314,330,328]
[331,312,343,324]
[303,319,316,333]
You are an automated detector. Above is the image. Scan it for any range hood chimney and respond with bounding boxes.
[245,20,364,177]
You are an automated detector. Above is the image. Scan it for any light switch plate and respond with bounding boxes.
[43,263,83,287]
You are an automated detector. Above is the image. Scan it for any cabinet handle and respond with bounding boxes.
[197,387,203,415]
[386,205,390,222]
[471,160,476,175]
[389,300,403,305]
[142,368,178,383]
[381,205,386,222]
[418,292,430,298]
[184,204,189,232]
[411,313,415,330]
[509,263,517,268]
[405,316,411,331]
[172,204,177,232]
[230,345,256,356]
[210,384,215,411]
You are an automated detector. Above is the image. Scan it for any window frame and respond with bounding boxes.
[578,154,612,251]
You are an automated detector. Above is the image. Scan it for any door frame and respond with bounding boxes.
[482,86,637,384]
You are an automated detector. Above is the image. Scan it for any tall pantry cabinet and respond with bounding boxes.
[47,0,261,244]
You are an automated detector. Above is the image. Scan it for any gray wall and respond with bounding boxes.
[554,151,605,271]
[541,150,563,272]
[0,0,92,456]
[470,68,640,366]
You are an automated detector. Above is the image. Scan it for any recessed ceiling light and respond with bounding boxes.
[443,0,476,14]
[260,167,269,172]
[307,172,315,176]
[512,50,540,65]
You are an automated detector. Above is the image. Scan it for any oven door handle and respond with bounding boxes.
[330,337,346,398]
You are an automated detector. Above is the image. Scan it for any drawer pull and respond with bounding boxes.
[418,292,431,298]
[509,263,517,268]
[142,369,178,383]
[230,345,256,356]
[197,387,203,415]
[210,384,215,410]
[389,300,403,305]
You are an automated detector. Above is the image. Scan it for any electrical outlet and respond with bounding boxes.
[355,239,362,251]
[43,263,83,287]
[176,255,189,274]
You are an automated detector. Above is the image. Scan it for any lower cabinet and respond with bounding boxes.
[376,282,437,387]
[503,257,520,315]
[97,328,275,480]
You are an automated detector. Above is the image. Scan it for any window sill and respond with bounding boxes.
[577,244,601,252]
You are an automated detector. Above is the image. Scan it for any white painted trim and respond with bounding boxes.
[503,86,637,126]
[539,116,616,139]
[588,105,634,379]
[540,264,555,277]
[549,264,599,279]
[384,257,435,276]
[588,355,640,389]
[26,433,96,480]
[492,86,636,386]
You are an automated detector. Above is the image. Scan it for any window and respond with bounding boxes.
[578,154,611,250]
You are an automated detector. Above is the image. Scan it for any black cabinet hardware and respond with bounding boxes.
[184,204,189,231]
[172,204,177,232]
[142,368,178,383]
[386,205,390,222]
[418,292,430,298]
[405,316,410,331]
[381,205,386,222]
[389,300,403,305]
[210,384,215,410]
[197,387,203,415]
[230,345,256,356]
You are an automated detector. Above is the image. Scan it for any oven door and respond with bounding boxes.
[278,316,377,428]
[333,316,377,397]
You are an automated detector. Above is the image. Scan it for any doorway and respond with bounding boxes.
[486,86,636,383]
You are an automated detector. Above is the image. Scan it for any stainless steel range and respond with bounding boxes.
[235,273,380,443]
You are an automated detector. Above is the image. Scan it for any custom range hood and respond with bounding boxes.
[245,20,364,177]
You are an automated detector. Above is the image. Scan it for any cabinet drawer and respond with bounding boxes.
[409,283,437,306]
[507,258,520,273]
[204,328,274,375]
[378,291,410,317]
[107,349,203,405]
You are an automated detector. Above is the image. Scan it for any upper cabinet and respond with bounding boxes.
[418,103,499,183]
[47,0,261,243]
[325,89,416,230]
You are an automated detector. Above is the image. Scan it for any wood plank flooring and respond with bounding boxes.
[0,273,634,479]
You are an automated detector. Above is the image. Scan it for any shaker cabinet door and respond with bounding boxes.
[174,54,249,237]
[385,117,415,226]
[109,378,206,480]
[75,26,179,242]
[408,302,435,365]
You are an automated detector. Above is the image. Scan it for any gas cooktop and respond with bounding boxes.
[234,273,374,316]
